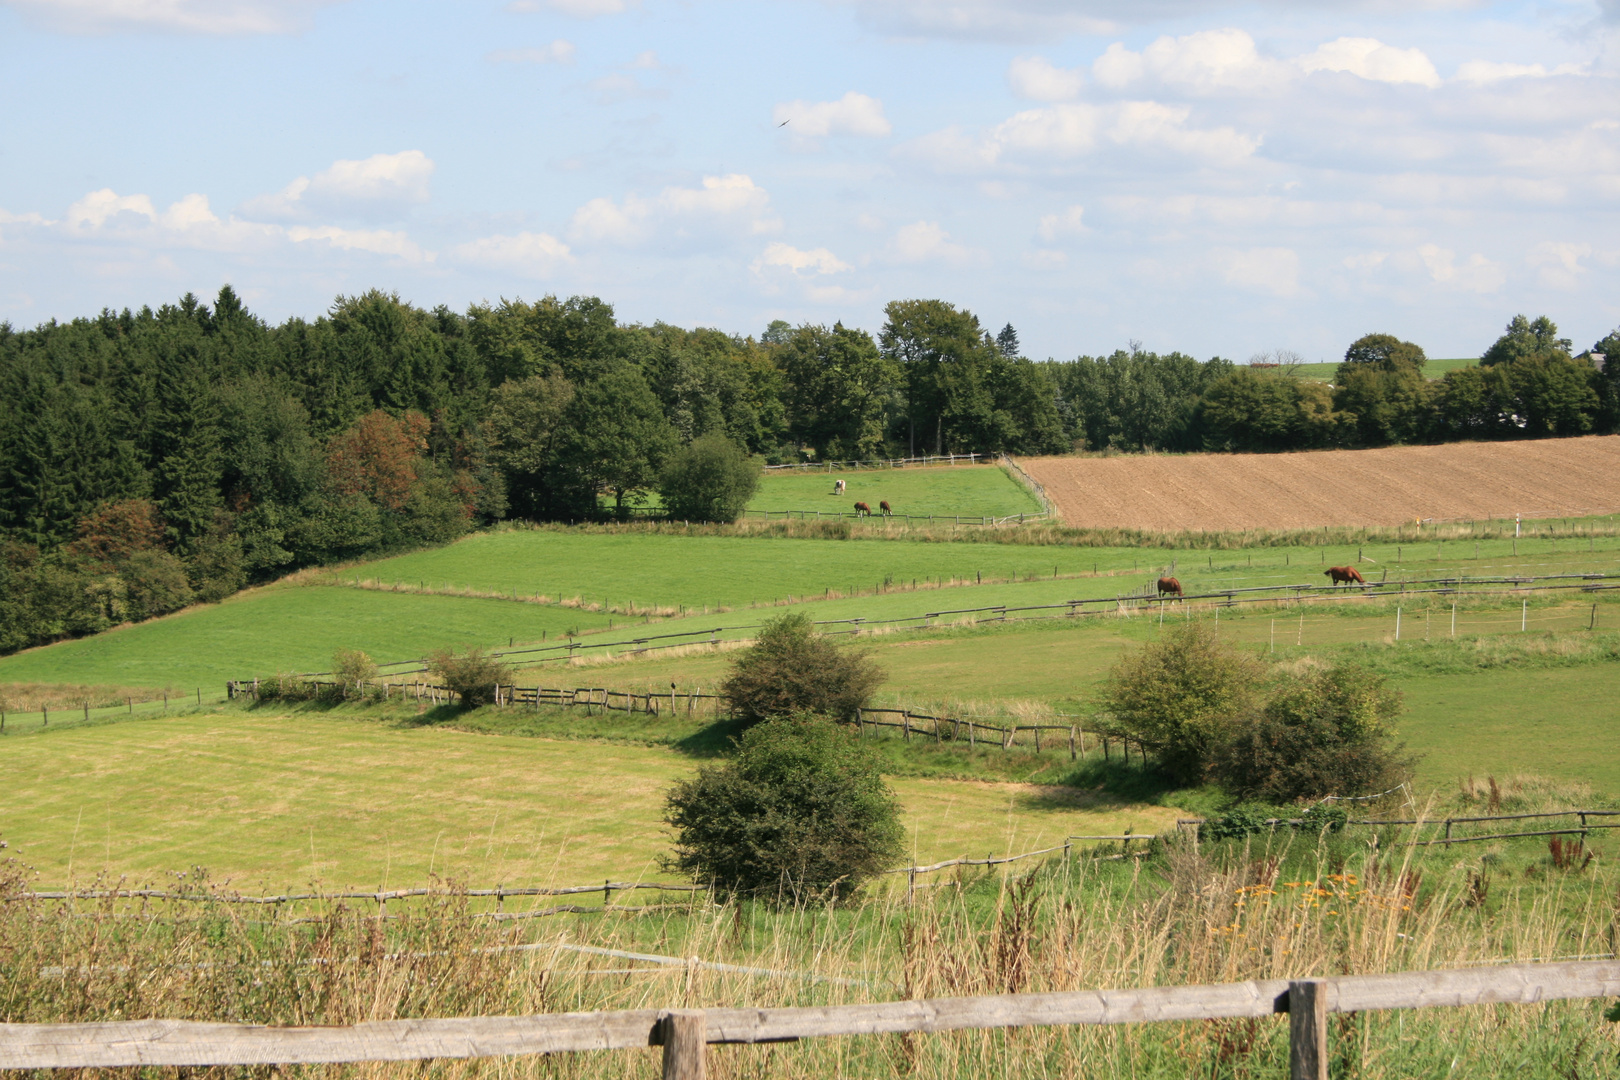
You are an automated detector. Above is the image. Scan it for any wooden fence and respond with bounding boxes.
[762,453,984,471]
[2,960,1615,1077]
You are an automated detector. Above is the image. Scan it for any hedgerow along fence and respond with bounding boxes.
[3,960,1616,1078]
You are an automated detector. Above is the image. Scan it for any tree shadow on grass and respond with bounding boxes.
[1012,758,1180,812]
[671,717,750,758]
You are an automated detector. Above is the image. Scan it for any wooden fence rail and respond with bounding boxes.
[2,960,1614,1076]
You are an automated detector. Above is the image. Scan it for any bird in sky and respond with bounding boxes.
[777,118,790,127]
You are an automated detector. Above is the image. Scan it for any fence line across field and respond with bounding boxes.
[762,452,985,471]
[267,568,1620,684]
[1,960,1615,1076]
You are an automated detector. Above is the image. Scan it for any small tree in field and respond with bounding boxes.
[1099,621,1265,786]
[657,434,759,523]
[663,715,903,902]
[720,613,884,725]
[426,647,512,707]
[1212,662,1416,802]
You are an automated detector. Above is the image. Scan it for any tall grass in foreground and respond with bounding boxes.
[4,827,1616,1078]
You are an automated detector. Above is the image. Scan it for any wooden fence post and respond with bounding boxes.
[1069,725,1077,761]
[1288,980,1328,1080]
[659,1011,706,1080]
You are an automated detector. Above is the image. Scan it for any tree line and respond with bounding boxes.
[1,284,1615,654]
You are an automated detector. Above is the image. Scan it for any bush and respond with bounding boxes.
[1211,662,1416,802]
[720,613,884,725]
[426,646,512,707]
[333,648,378,694]
[1099,621,1265,786]
[118,549,195,622]
[657,434,759,523]
[663,716,904,902]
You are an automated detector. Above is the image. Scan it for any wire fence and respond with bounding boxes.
[762,453,986,471]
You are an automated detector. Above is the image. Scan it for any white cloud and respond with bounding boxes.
[887,221,979,266]
[1221,247,1301,297]
[1093,29,1288,93]
[506,0,627,16]
[487,40,575,65]
[772,92,892,138]
[1453,60,1585,83]
[568,174,780,248]
[285,225,429,262]
[67,189,157,230]
[452,231,574,277]
[1007,56,1084,101]
[1296,38,1441,88]
[1037,205,1085,242]
[240,150,434,221]
[1,0,339,33]
[911,100,1259,172]
[1417,243,1504,292]
[751,242,852,276]
[1528,241,1591,289]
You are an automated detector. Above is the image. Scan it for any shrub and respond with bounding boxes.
[720,613,884,725]
[657,434,759,523]
[1211,662,1416,802]
[1199,806,1276,842]
[333,648,378,691]
[118,549,195,622]
[1099,621,1265,786]
[663,715,904,902]
[426,647,512,707]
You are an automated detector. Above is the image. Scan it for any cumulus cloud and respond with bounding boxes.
[487,40,575,64]
[1,0,341,33]
[1093,29,1288,93]
[886,221,979,266]
[1296,37,1441,88]
[240,151,434,222]
[506,0,628,16]
[452,231,574,277]
[909,97,1259,174]
[1528,241,1591,289]
[1221,247,1301,297]
[772,92,891,137]
[751,242,852,276]
[41,186,430,264]
[1037,204,1085,241]
[1417,243,1504,292]
[1007,56,1085,101]
[568,174,780,248]
[1453,59,1584,83]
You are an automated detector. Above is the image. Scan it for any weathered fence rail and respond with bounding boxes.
[2,960,1614,1076]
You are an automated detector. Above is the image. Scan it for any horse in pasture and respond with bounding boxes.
[834,479,846,495]
[879,500,892,516]
[1157,576,1183,598]
[1325,566,1366,585]
[853,501,872,517]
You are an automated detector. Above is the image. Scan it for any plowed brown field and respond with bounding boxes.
[1019,436,1620,531]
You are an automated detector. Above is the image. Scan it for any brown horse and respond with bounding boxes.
[1157,576,1183,598]
[879,500,892,516]
[853,501,871,517]
[1324,566,1366,585]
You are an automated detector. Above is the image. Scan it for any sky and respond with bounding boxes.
[0,0,1616,363]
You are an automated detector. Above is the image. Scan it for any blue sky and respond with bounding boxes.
[0,0,1616,363]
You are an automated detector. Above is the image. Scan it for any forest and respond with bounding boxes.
[2,285,1616,655]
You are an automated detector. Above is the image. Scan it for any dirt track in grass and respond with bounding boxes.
[1019,436,1620,531]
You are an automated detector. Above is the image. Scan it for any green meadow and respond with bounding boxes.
[1291,357,1480,381]
[743,464,1043,518]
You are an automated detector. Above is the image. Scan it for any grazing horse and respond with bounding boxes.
[853,501,871,517]
[834,478,846,495]
[879,500,892,516]
[1324,566,1366,585]
[1157,576,1183,598]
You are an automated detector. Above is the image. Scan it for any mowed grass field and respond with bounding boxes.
[5,518,1619,691]
[1292,357,1479,381]
[0,711,1178,889]
[745,464,1042,518]
[0,587,615,690]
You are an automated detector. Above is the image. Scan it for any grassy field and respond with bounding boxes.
[0,587,615,690]
[1292,357,1479,381]
[0,710,1178,889]
[745,464,1042,517]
